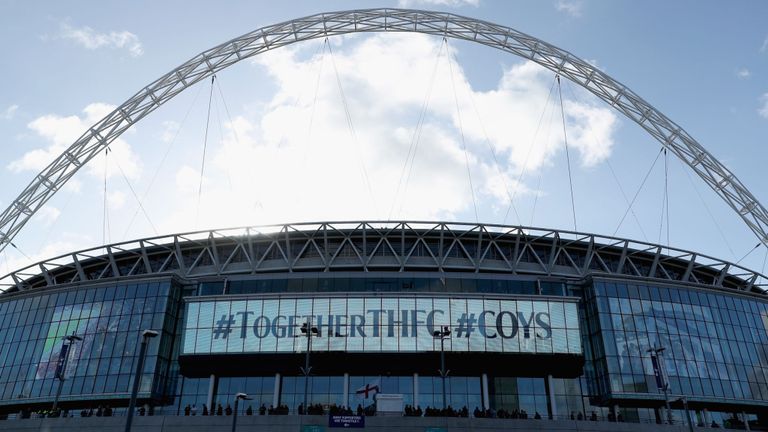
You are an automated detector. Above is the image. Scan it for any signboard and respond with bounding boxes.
[54,343,70,380]
[329,415,365,428]
[182,297,581,355]
[650,352,667,391]
[302,425,325,432]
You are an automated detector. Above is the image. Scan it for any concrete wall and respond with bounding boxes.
[0,415,712,432]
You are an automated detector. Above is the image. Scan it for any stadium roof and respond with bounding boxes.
[1,221,765,297]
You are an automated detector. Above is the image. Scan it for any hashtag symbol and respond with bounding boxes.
[213,314,236,339]
[455,313,477,338]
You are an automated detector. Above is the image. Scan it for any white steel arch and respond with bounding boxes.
[1,8,766,254]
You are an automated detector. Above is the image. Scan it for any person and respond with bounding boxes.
[357,404,363,416]
[138,406,146,416]
[577,411,583,420]
[96,406,103,417]
[298,403,304,415]
[246,405,253,416]
[534,411,541,419]
[104,406,112,416]
[259,404,266,415]
[590,411,598,421]
[216,404,223,416]
[184,404,191,416]
[225,404,232,416]
[202,404,208,416]
[570,411,575,420]
[191,404,197,416]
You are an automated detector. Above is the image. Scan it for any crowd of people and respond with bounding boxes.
[181,403,290,416]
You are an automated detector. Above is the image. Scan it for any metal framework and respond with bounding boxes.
[1,8,766,258]
[1,221,765,294]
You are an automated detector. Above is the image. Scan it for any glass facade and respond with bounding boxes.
[182,297,581,355]
[2,269,768,429]
[0,279,179,407]
[586,279,768,405]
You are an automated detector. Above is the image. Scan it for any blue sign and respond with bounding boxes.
[329,415,365,428]
[302,425,325,432]
[54,343,70,380]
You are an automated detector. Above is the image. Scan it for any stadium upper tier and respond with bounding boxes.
[2,221,765,296]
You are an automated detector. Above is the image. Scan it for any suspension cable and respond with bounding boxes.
[445,38,479,223]
[613,148,664,236]
[326,41,379,217]
[463,58,523,226]
[122,79,206,240]
[102,148,110,245]
[388,38,446,221]
[556,75,577,231]
[196,75,216,228]
[562,81,648,241]
[113,156,159,236]
[678,158,736,258]
[657,149,669,246]
[529,87,560,226]
[737,243,762,265]
[502,76,557,225]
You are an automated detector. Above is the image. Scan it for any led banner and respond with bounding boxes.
[182,297,581,355]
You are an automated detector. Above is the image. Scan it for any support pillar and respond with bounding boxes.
[546,375,557,419]
[343,373,350,409]
[273,373,281,409]
[481,373,490,411]
[413,373,419,409]
[704,408,711,427]
[206,374,216,412]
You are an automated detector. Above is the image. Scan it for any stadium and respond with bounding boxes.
[1,8,768,432]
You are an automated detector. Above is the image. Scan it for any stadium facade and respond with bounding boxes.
[0,221,767,429]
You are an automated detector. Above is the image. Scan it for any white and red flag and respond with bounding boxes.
[355,379,380,399]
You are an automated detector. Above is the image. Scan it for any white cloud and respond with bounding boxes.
[1,104,18,120]
[397,0,479,6]
[59,23,143,57]
[33,206,61,227]
[8,103,142,180]
[759,93,768,119]
[761,36,768,53]
[160,120,180,143]
[150,33,616,233]
[107,190,126,210]
[736,68,751,79]
[555,0,583,17]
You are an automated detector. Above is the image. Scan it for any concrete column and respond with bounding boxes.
[546,375,557,419]
[206,374,216,411]
[613,404,619,422]
[743,411,751,431]
[273,373,281,408]
[343,373,350,409]
[481,373,490,410]
[413,373,419,409]
[704,408,711,427]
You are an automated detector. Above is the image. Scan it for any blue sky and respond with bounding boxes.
[0,0,767,278]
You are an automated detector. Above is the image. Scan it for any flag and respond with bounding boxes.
[355,379,380,399]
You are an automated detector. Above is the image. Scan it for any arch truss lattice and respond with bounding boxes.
[1,8,766,255]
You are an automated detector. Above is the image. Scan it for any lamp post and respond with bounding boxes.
[231,392,251,432]
[298,319,319,414]
[433,326,452,410]
[647,345,672,425]
[52,333,83,414]
[125,329,159,432]
[674,396,695,432]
